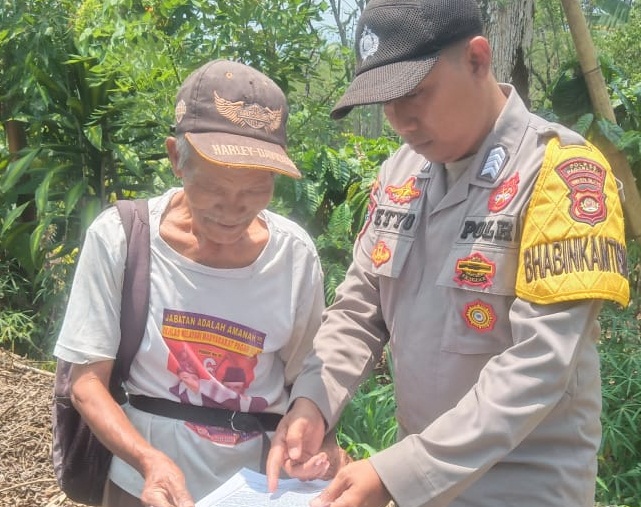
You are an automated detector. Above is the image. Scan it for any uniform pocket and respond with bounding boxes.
[436,245,517,354]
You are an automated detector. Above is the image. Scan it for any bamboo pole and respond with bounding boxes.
[560,0,641,240]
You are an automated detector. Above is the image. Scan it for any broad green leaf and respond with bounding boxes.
[29,221,48,267]
[34,169,59,217]
[84,124,103,151]
[64,180,89,217]
[1,202,31,236]
[0,149,41,193]
[572,113,594,137]
[596,118,626,146]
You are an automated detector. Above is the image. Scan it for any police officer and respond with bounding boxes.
[266,0,630,506]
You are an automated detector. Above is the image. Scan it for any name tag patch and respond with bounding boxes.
[460,218,514,243]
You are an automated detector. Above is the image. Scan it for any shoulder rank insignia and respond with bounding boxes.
[515,137,629,306]
[479,145,508,182]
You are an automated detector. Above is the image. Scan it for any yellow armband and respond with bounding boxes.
[515,137,629,306]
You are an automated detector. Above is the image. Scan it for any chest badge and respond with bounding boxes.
[463,300,496,332]
[371,240,392,267]
[385,176,422,204]
[556,158,607,225]
[454,253,496,289]
[488,172,520,212]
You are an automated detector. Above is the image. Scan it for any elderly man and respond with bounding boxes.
[266,1,630,506]
[54,60,337,507]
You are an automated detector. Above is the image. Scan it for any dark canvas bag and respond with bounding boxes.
[52,199,150,505]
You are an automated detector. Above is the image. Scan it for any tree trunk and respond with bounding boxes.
[560,0,641,240]
[480,0,535,104]
[1,102,36,222]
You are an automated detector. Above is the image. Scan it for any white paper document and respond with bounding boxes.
[195,468,329,507]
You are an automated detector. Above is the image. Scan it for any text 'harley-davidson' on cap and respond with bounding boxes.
[174,59,301,178]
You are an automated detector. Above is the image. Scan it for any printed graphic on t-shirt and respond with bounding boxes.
[162,309,269,445]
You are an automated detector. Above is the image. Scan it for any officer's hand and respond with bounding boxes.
[285,429,353,482]
[310,459,392,507]
[139,451,194,507]
[266,397,326,492]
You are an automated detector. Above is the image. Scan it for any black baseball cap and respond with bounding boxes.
[331,0,484,119]
[174,60,301,178]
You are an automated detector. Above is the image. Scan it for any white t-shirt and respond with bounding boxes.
[54,188,325,500]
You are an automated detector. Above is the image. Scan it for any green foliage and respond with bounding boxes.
[539,54,641,197]
[0,257,37,353]
[279,134,398,303]
[0,0,329,356]
[336,370,398,460]
[594,1,641,83]
[597,241,641,506]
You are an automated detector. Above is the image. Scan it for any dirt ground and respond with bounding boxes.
[0,349,86,507]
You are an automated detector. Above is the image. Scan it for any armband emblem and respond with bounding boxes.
[488,172,519,212]
[385,176,421,204]
[371,240,392,267]
[454,253,495,288]
[463,300,496,332]
[556,158,606,225]
[515,137,629,306]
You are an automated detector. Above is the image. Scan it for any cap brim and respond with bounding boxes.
[185,132,301,179]
[331,55,439,120]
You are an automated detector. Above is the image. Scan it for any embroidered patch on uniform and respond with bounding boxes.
[373,207,417,234]
[454,253,496,288]
[521,236,628,284]
[385,177,422,204]
[359,25,379,61]
[488,172,520,212]
[555,158,607,225]
[460,218,514,243]
[214,91,282,132]
[479,145,508,182]
[462,300,496,332]
[371,240,392,267]
[515,137,629,307]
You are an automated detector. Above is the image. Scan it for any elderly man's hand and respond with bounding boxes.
[138,450,195,507]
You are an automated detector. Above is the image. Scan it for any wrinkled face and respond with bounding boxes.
[180,153,275,245]
[383,44,485,163]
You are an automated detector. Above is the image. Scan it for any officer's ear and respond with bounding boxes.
[467,36,492,77]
